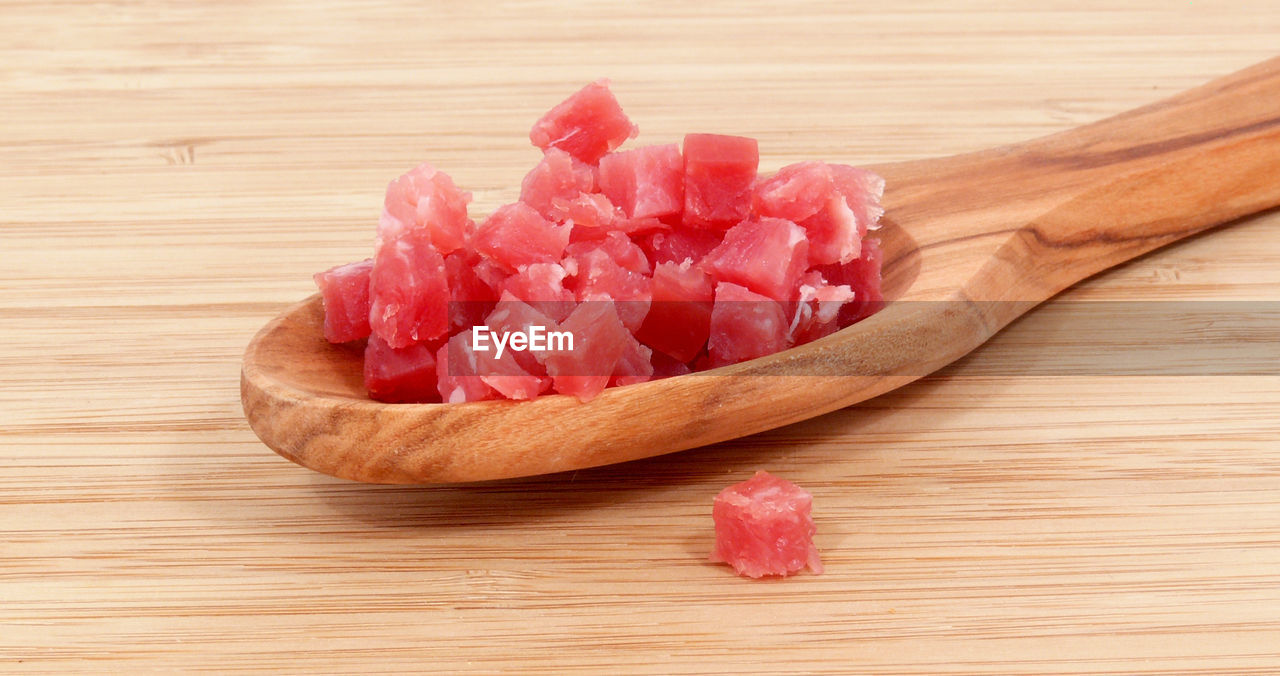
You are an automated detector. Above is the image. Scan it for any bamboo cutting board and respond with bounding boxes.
[4,2,1280,673]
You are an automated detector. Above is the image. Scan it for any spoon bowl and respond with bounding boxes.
[243,57,1280,483]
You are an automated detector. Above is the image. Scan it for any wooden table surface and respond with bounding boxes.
[4,1,1280,673]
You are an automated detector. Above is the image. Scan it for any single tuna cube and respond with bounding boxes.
[753,161,834,224]
[383,163,473,254]
[474,202,571,269]
[370,214,451,348]
[314,258,373,343]
[485,291,561,375]
[444,249,500,334]
[829,164,886,238]
[682,133,759,229]
[520,148,596,220]
[436,334,496,404]
[708,282,790,367]
[641,225,724,266]
[364,335,440,403]
[544,302,631,402]
[598,143,684,220]
[566,248,652,334]
[612,329,655,387]
[501,262,575,322]
[636,260,714,363]
[711,471,823,578]
[701,217,810,301]
[754,161,861,266]
[816,237,883,327]
[788,271,855,345]
[475,345,550,402]
[529,79,638,164]
[554,192,622,236]
[566,231,650,275]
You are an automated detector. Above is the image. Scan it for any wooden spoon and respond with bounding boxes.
[242,57,1280,484]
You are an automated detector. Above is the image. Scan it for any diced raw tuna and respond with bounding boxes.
[830,164,886,237]
[501,262,575,322]
[444,250,500,334]
[317,81,887,405]
[474,202,571,269]
[817,237,883,327]
[753,161,833,223]
[520,148,596,220]
[754,161,861,266]
[485,291,560,375]
[701,218,810,301]
[598,143,684,220]
[364,335,440,403]
[636,260,714,363]
[436,334,495,404]
[641,226,724,266]
[314,258,373,343]
[788,271,855,345]
[383,162,473,254]
[529,79,637,164]
[370,213,451,348]
[566,231,650,275]
[708,282,790,367]
[612,329,655,387]
[566,248,652,334]
[543,302,631,402]
[711,471,823,578]
[682,133,758,229]
[554,192,622,236]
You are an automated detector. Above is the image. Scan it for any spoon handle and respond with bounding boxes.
[982,56,1280,303]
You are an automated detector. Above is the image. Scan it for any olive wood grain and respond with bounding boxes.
[242,56,1280,484]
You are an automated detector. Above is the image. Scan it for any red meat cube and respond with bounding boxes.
[708,282,790,367]
[598,143,684,220]
[529,79,638,164]
[701,218,809,301]
[474,202,571,269]
[635,260,714,363]
[682,133,758,229]
[544,302,631,402]
[520,148,596,220]
[711,471,823,578]
[370,213,451,348]
[363,335,440,404]
[383,162,473,254]
[314,258,373,343]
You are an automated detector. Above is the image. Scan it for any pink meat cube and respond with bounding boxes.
[501,262,575,323]
[543,302,631,402]
[435,334,496,404]
[383,162,473,254]
[370,213,451,348]
[701,218,810,301]
[520,148,596,220]
[529,79,638,164]
[830,164,886,238]
[708,282,790,367]
[816,237,884,327]
[474,202,571,269]
[313,258,373,343]
[363,335,440,404]
[641,226,724,266]
[598,143,684,220]
[682,133,759,229]
[711,471,823,578]
[612,329,655,388]
[566,248,652,334]
[565,230,651,275]
[635,260,714,363]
